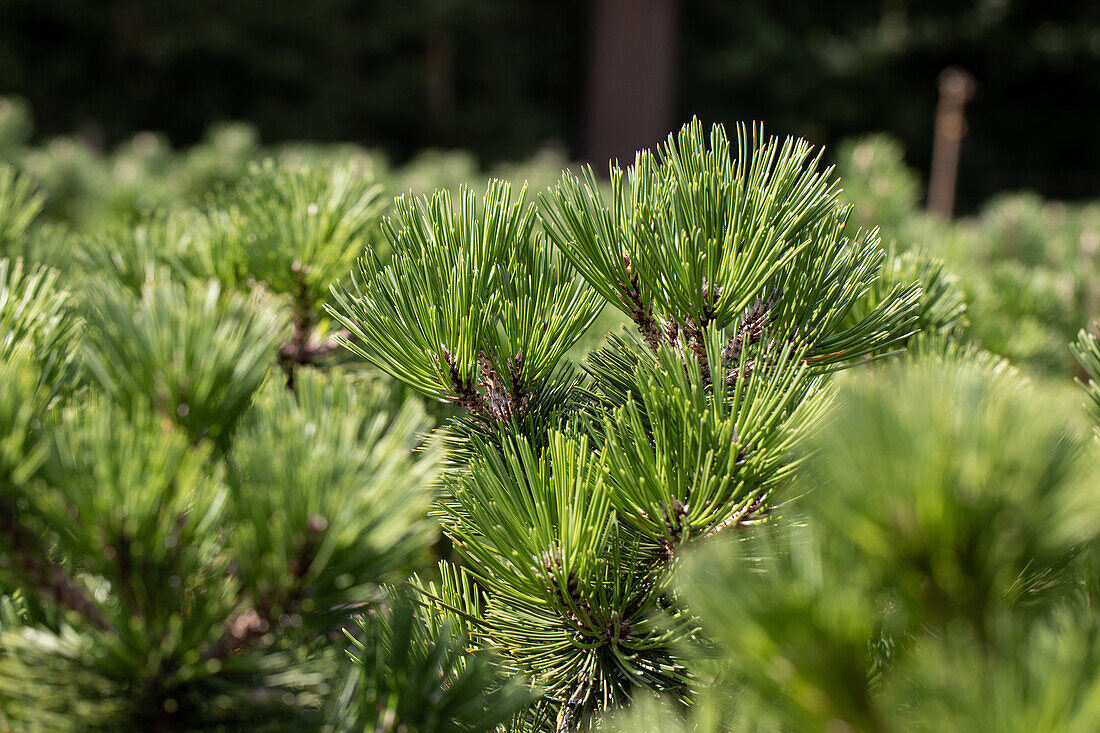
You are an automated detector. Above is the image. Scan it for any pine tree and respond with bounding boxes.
[0,164,521,731]
[328,119,925,728]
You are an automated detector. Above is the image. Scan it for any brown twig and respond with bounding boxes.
[683,319,711,386]
[507,351,532,422]
[706,492,769,537]
[439,346,493,420]
[722,290,781,386]
[478,351,512,421]
[681,280,724,386]
[619,253,665,352]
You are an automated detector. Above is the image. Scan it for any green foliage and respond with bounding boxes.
[76,208,212,294]
[0,613,331,731]
[35,401,228,625]
[228,369,440,623]
[0,130,474,730]
[182,122,262,197]
[330,590,531,732]
[0,350,49,486]
[11,107,1098,732]
[0,400,284,730]
[0,350,442,731]
[683,526,885,732]
[326,119,928,728]
[436,432,695,723]
[0,258,81,397]
[329,180,600,413]
[220,161,385,314]
[16,221,75,274]
[600,336,826,545]
[0,166,43,259]
[2,91,1095,379]
[803,362,1094,631]
[845,244,968,348]
[964,257,1082,374]
[82,278,289,448]
[617,357,1100,732]
[0,94,589,251]
[883,610,1100,733]
[833,138,1100,377]
[836,135,922,237]
[542,120,921,370]
[442,432,613,602]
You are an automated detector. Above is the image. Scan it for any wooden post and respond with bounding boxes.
[927,67,976,219]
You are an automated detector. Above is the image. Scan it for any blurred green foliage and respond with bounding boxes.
[837,134,1100,376]
[0,110,542,729]
[601,355,1100,731]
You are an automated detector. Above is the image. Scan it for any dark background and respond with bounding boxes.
[1,0,1098,212]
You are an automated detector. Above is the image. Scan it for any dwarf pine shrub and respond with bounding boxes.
[327,119,925,728]
[3,117,1095,733]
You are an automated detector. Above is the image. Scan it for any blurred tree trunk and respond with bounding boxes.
[585,0,679,169]
[425,27,455,133]
[424,0,456,141]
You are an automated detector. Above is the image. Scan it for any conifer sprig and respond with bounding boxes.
[1071,326,1100,422]
[328,180,600,422]
[199,161,387,378]
[436,433,695,721]
[601,333,828,548]
[541,119,921,379]
[0,258,81,396]
[83,278,289,448]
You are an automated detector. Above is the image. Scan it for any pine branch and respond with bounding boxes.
[0,500,108,631]
[330,181,600,418]
[545,120,922,381]
[439,345,493,420]
[723,290,779,368]
[619,253,665,353]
